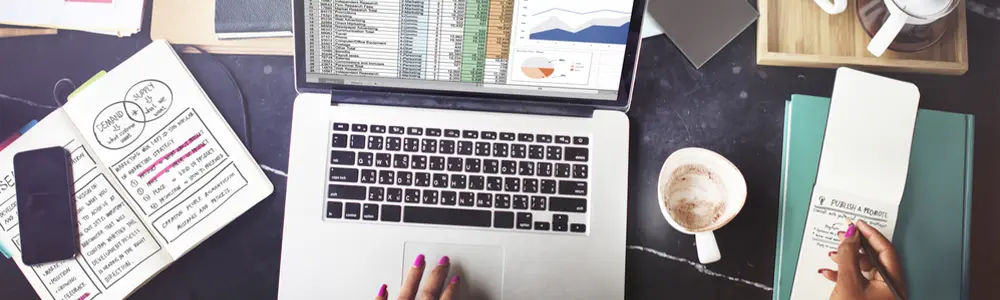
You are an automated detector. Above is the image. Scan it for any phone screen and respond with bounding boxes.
[13,146,78,265]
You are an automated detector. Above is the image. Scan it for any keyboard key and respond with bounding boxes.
[475,142,491,156]
[376,153,392,167]
[558,181,587,196]
[537,134,553,143]
[439,140,456,154]
[362,204,379,220]
[329,167,359,182]
[534,221,550,231]
[516,212,533,229]
[523,179,538,193]
[444,129,461,137]
[426,128,441,136]
[553,214,568,224]
[396,171,413,185]
[381,205,401,222]
[494,211,514,228]
[331,134,348,148]
[550,197,587,212]
[518,161,535,176]
[329,184,366,200]
[457,141,473,155]
[352,124,368,132]
[357,152,374,166]
[513,195,529,209]
[573,164,588,179]
[326,201,343,218]
[432,173,449,188]
[511,144,526,158]
[404,189,420,203]
[404,138,419,152]
[411,155,427,170]
[517,133,534,142]
[465,158,482,173]
[463,130,479,139]
[546,146,562,160]
[541,180,557,194]
[500,132,516,141]
[333,123,349,131]
[529,145,544,159]
[476,193,493,207]
[429,156,445,170]
[555,135,571,144]
[422,190,439,204]
[573,137,589,145]
[345,202,361,219]
[447,157,463,172]
[415,172,431,187]
[482,131,498,140]
[393,154,410,168]
[368,136,384,150]
[530,196,547,210]
[486,176,503,191]
[570,223,587,232]
[504,178,521,192]
[390,126,405,134]
[555,163,571,177]
[492,143,509,157]
[450,174,467,189]
[360,169,376,184]
[404,206,491,227]
[350,135,365,149]
[371,125,387,133]
[553,221,568,232]
[378,170,395,185]
[458,192,475,206]
[441,191,457,205]
[565,147,589,162]
[387,188,403,202]
[386,137,402,150]
[420,139,438,153]
[469,175,485,190]
[538,162,553,177]
[407,127,423,135]
[501,160,517,175]
[495,194,511,209]
[484,159,500,174]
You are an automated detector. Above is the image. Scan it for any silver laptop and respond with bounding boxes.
[279,0,645,298]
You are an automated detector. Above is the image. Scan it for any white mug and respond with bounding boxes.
[813,0,849,14]
[656,148,746,264]
[864,0,959,56]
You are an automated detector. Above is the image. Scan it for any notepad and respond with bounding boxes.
[0,40,273,300]
[0,0,143,36]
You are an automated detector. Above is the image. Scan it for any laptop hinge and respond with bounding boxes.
[329,91,595,118]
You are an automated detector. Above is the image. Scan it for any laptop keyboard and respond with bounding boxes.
[324,122,591,234]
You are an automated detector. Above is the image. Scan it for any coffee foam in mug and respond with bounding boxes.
[663,164,728,232]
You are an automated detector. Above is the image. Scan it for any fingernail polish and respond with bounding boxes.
[828,251,837,256]
[413,254,425,267]
[817,269,823,274]
[377,284,387,297]
[451,276,461,284]
[845,224,857,238]
[439,256,450,265]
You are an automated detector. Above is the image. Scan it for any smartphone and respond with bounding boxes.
[13,146,78,265]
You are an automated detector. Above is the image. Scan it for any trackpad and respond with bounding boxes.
[403,242,504,300]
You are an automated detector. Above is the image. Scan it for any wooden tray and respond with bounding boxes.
[757,0,968,75]
[150,0,292,56]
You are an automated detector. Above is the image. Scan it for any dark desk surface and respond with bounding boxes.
[2,3,999,299]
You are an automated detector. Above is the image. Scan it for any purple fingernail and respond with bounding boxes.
[377,284,387,297]
[439,256,450,265]
[413,254,425,267]
[451,276,461,284]
[845,224,857,238]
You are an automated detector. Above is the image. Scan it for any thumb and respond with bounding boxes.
[834,223,865,288]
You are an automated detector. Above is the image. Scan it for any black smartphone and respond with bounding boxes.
[13,146,78,265]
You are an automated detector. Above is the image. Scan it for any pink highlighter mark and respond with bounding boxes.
[78,292,91,300]
[147,142,207,185]
[138,133,202,178]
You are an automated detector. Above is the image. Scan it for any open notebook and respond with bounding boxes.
[0,40,273,300]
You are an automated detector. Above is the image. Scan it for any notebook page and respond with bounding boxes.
[0,0,142,34]
[0,111,172,300]
[61,40,274,258]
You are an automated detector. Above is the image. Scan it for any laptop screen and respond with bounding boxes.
[299,0,642,103]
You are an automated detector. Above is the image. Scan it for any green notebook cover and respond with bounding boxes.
[774,95,973,300]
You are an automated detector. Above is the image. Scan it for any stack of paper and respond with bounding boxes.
[0,0,144,37]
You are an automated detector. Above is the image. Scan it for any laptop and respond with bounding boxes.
[279,0,645,298]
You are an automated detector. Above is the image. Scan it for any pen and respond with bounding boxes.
[846,218,906,300]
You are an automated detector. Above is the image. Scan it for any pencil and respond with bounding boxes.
[845,218,906,300]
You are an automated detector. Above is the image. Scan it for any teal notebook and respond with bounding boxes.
[774,95,973,300]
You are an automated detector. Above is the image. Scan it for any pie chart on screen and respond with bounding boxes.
[521,57,555,79]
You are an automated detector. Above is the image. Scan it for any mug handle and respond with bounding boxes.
[813,0,848,14]
[867,12,908,57]
[695,232,721,264]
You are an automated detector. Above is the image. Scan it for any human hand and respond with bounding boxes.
[821,220,907,300]
[375,254,460,300]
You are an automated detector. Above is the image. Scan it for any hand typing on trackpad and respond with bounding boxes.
[375,243,504,300]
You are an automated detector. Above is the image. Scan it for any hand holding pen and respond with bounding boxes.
[820,219,908,300]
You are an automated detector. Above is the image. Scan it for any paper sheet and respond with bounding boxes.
[0,0,142,35]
